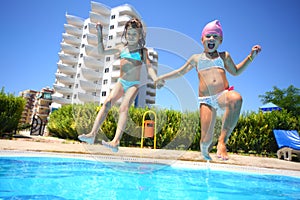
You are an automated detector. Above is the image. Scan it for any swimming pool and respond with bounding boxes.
[0,152,299,200]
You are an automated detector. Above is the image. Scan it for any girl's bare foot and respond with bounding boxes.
[78,134,95,144]
[102,140,119,152]
[217,143,229,160]
[200,143,212,161]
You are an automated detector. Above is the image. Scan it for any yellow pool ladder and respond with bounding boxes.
[141,110,157,149]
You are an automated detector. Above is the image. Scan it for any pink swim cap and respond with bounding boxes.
[201,20,223,38]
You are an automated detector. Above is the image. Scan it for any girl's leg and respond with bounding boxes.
[78,83,124,144]
[200,104,217,160]
[102,85,138,150]
[217,91,242,160]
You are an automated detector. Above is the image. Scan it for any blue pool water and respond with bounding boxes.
[0,156,299,200]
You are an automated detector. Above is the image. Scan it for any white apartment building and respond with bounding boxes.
[52,2,158,109]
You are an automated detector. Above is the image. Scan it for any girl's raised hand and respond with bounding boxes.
[96,22,103,31]
[251,45,262,58]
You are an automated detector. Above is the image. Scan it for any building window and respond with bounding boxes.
[106,57,110,62]
[109,35,113,40]
[73,94,77,99]
[77,73,80,78]
[80,54,83,58]
[103,79,108,85]
[78,63,81,68]
[104,68,109,73]
[110,25,114,30]
[84,25,87,29]
[102,91,106,96]
[92,92,96,96]
[75,84,78,88]
[111,15,115,19]
[81,44,85,48]
[82,35,86,39]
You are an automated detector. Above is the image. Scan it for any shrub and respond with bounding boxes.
[0,88,25,134]
[47,103,299,156]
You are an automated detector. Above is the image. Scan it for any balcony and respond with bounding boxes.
[89,12,110,25]
[37,98,52,106]
[111,61,120,73]
[118,5,139,19]
[53,84,73,95]
[85,44,102,58]
[91,1,111,16]
[51,95,72,105]
[57,63,76,75]
[86,33,98,46]
[37,106,50,114]
[111,70,120,79]
[80,80,101,92]
[146,99,155,105]
[64,24,82,36]
[37,99,51,107]
[146,83,155,89]
[60,43,80,55]
[117,15,132,26]
[58,53,78,65]
[88,23,109,35]
[83,55,104,70]
[66,14,84,27]
[146,90,156,97]
[55,73,75,84]
[116,26,125,37]
[63,33,81,46]
[78,92,100,103]
[81,68,102,80]
[145,95,155,104]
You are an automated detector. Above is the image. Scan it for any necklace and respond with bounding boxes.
[208,51,217,57]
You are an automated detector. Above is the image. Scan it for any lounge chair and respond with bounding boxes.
[273,130,300,161]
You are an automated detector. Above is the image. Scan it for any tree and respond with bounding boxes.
[0,87,26,134]
[259,85,300,117]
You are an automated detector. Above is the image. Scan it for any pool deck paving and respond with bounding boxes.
[1,134,299,174]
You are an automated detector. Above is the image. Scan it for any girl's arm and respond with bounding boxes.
[96,23,121,55]
[224,45,262,76]
[157,55,197,81]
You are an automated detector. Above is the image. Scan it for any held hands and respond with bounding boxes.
[154,77,165,89]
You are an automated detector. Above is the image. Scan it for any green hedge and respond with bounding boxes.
[228,110,299,155]
[47,103,299,155]
[0,88,25,134]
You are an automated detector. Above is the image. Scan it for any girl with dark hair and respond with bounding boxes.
[78,18,160,152]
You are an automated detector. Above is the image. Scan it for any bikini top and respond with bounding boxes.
[120,49,142,62]
[197,52,225,71]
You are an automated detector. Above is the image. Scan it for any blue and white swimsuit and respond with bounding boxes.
[197,52,233,110]
[118,49,142,92]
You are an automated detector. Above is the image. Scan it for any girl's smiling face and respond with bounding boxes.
[202,34,222,53]
[125,27,140,46]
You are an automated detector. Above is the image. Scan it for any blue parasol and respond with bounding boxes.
[259,102,282,112]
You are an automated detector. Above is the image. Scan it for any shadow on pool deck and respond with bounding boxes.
[0,133,299,172]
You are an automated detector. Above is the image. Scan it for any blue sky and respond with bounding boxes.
[1,0,299,113]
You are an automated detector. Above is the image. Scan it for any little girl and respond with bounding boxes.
[156,20,261,160]
[78,18,159,152]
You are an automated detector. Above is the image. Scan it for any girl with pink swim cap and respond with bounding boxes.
[156,20,262,160]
